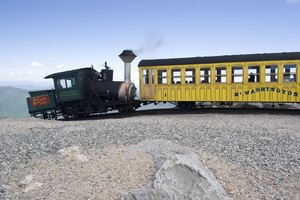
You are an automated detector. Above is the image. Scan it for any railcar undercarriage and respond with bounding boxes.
[29,100,140,120]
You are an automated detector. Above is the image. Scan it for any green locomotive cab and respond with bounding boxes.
[45,68,97,103]
[54,76,81,103]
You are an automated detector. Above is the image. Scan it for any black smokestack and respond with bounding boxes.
[119,50,136,83]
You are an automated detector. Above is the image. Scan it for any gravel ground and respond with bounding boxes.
[0,111,299,199]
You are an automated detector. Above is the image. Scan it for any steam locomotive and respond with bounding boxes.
[26,50,140,119]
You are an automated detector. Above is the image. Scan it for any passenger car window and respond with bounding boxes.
[265,65,278,82]
[185,68,195,84]
[215,67,226,83]
[172,69,181,84]
[232,66,243,83]
[151,70,154,84]
[248,66,260,82]
[143,69,149,84]
[200,68,210,83]
[158,69,167,84]
[283,64,296,82]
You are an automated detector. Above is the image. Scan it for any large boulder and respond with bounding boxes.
[124,139,232,200]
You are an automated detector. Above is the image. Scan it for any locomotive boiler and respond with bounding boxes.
[94,50,137,102]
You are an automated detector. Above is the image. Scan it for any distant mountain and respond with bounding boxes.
[0,80,53,90]
[0,87,30,118]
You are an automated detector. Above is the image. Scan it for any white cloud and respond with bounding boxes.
[0,59,9,66]
[55,65,65,70]
[8,71,23,75]
[30,61,44,67]
[287,0,300,4]
[8,72,16,75]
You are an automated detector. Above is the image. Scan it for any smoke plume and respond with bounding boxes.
[134,32,164,55]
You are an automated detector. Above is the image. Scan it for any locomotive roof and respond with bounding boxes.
[138,52,300,67]
[45,67,97,79]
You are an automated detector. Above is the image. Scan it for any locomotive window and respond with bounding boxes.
[215,67,226,83]
[265,65,278,82]
[185,68,195,84]
[248,66,260,82]
[143,69,149,84]
[172,69,181,84]
[200,68,211,83]
[66,77,75,88]
[158,69,167,84]
[232,66,243,83]
[57,79,66,89]
[57,77,75,89]
[283,64,296,82]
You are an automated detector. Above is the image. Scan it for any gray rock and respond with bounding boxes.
[125,140,231,200]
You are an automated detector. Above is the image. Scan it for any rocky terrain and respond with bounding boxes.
[0,111,299,199]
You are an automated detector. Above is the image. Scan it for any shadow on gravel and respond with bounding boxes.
[59,107,300,121]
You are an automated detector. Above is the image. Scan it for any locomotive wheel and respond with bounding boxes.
[118,105,135,114]
[43,112,48,120]
[74,113,85,118]
[118,106,127,114]
[50,111,57,120]
[127,105,135,113]
[63,113,70,119]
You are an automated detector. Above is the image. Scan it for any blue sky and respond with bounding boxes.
[0,0,300,87]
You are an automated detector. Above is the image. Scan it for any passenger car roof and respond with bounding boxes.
[138,52,300,67]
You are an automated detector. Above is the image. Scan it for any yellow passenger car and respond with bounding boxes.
[138,52,300,106]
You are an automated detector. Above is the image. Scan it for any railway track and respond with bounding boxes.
[136,107,300,116]
[60,106,300,121]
